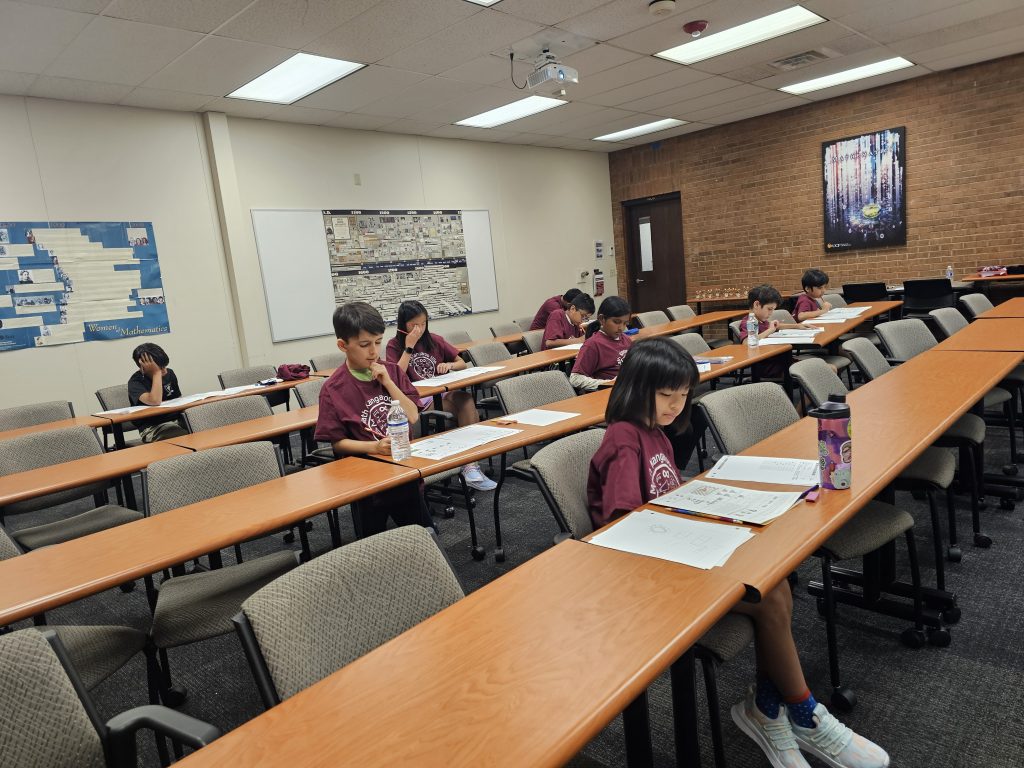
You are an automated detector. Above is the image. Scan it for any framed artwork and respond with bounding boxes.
[822,126,906,251]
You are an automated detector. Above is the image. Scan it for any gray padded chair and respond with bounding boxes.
[697,382,927,708]
[521,329,544,354]
[95,384,142,449]
[634,310,670,328]
[218,365,289,410]
[728,319,744,344]
[140,443,301,705]
[959,292,993,320]
[465,342,514,418]
[824,293,847,308]
[671,333,711,356]
[234,526,463,707]
[773,309,853,381]
[293,378,335,466]
[293,378,324,409]
[0,427,142,551]
[309,352,345,372]
[666,304,696,321]
[182,395,274,433]
[0,629,218,767]
[0,400,74,431]
[490,322,521,337]
[444,329,473,345]
[529,429,755,766]
[513,316,535,332]
[931,307,1024,395]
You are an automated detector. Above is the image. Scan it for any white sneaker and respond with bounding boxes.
[461,463,496,491]
[790,703,889,768]
[731,687,811,768]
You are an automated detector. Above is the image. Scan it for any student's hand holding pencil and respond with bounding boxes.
[369,361,391,385]
[373,436,392,455]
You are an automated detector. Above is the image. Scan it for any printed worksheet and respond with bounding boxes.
[411,366,504,388]
[410,424,521,460]
[500,409,579,426]
[95,404,151,416]
[560,343,584,350]
[154,392,222,408]
[707,455,819,487]
[651,480,805,525]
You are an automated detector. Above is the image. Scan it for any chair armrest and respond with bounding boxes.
[107,705,220,766]
[552,531,573,545]
[707,338,732,349]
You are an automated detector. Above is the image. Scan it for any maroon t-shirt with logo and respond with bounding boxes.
[587,421,682,529]
[571,331,631,380]
[530,295,562,330]
[792,293,820,321]
[385,334,460,382]
[738,317,789,380]
[542,311,583,348]
[313,361,419,445]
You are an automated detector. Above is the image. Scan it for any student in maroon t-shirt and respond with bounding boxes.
[314,301,432,536]
[542,292,594,349]
[529,288,582,331]
[792,268,832,323]
[385,299,496,491]
[586,337,889,768]
[570,295,632,392]
[738,284,819,381]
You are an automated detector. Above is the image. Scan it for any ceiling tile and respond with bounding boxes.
[556,0,705,41]
[200,96,281,118]
[322,111,395,130]
[410,88,523,126]
[28,75,132,104]
[378,9,543,75]
[119,86,213,111]
[654,83,771,118]
[297,65,429,111]
[439,54,532,86]
[0,70,38,95]
[567,55,679,100]
[859,0,1024,46]
[0,1,93,74]
[753,47,913,90]
[793,64,929,101]
[674,86,802,122]
[103,0,253,34]
[558,137,617,152]
[562,42,643,75]
[580,65,711,107]
[264,104,343,125]
[923,34,1024,71]
[616,74,746,113]
[684,21,854,77]
[17,0,108,11]
[495,0,609,26]
[426,124,520,142]
[490,99,605,133]
[45,17,202,86]
[689,92,807,124]
[142,36,293,96]
[215,0,380,49]
[360,76,481,119]
[378,117,447,135]
[615,121,711,145]
[306,0,478,64]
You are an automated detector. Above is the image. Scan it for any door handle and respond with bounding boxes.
[635,278,645,284]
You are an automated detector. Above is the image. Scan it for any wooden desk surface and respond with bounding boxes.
[977,298,1024,320]
[0,458,418,626]
[634,309,748,339]
[176,539,745,768]
[167,407,319,452]
[932,318,1024,352]
[0,442,191,509]
[453,331,524,352]
[805,300,902,346]
[93,379,302,425]
[434,348,581,393]
[962,272,1024,282]
[0,416,111,444]
[694,343,791,377]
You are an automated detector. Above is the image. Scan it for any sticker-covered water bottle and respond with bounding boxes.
[808,394,851,490]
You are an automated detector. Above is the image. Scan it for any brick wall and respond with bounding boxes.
[608,53,1024,300]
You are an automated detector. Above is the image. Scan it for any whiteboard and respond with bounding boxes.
[251,208,498,342]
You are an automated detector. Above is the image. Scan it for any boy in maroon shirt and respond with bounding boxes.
[738,284,818,381]
[529,288,582,331]
[792,268,832,322]
[542,292,595,349]
[570,295,632,392]
[314,301,432,536]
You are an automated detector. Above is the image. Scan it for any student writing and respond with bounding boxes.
[529,288,582,331]
[793,268,832,322]
[542,292,595,349]
[569,295,631,392]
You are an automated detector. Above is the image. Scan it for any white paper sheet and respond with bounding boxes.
[589,509,754,570]
[818,308,868,320]
[411,366,504,388]
[410,424,521,461]
[220,384,262,395]
[774,328,822,337]
[695,356,734,364]
[501,409,579,426]
[561,343,584,350]
[759,337,810,346]
[154,392,221,408]
[96,404,151,416]
[707,455,820,487]
[651,479,805,525]
[804,317,848,324]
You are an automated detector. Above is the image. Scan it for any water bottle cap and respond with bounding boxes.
[828,393,846,403]
[390,398,400,405]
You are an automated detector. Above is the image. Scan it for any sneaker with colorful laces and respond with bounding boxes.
[731,687,811,768]
[789,703,890,768]
[461,463,497,491]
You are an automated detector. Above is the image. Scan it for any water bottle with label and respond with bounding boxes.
[945,264,954,281]
[387,399,411,460]
[746,312,759,349]
[808,394,852,490]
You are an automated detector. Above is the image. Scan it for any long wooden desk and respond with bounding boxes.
[634,308,747,339]
[167,407,319,452]
[0,458,419,626]
[0,415,111,444]
[962,271,1024,284]
[176,539,746,768]
[932,318,1024,352]
[798,300,902,347]
[977,297,1024,319]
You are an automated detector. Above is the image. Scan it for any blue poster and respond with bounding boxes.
[0,221,169,353]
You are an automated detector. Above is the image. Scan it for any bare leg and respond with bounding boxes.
[731,582,808,697]
[448,390,479,428]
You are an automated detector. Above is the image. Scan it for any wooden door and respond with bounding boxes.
[623,193,685,312]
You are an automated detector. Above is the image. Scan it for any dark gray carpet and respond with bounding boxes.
[6,422,1024,767]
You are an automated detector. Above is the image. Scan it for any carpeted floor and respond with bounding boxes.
[6,422,1024,767]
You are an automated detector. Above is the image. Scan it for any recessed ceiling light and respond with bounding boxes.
[463,0,502,5]
[456,95,566,128]
[780,57,914,94]
[228,53,364,105]
[594,118,687,142]
[656,6,825,65]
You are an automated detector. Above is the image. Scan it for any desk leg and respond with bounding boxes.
[121,474,137,510]
[670,651,701,768]
[113,423,127,450]
[491,453,508,562]
[623,689,654,768]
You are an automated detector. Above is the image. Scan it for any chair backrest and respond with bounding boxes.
[841,282,888,303]
[143,442,283,515]
[929,307,969,339]
[465,341,513,367]
[959,293,994,320]
[530,430,605,539]
[697,383,799,454]
[634,310,669,328]
[0,630,106,768]
[824,293,846,308]
[293,378,324,409]
[183,395,274,433]
[0,401,74,431]
[490,322,520,337]
[666,305,696,322]
[728,319,743,343]
[513,316,534,332]
[670,333,711,356]
[874,318,936,361]
[0,427,109,515]
[789,358,849,408]
[95,384,130,412]
[443,330,472,345]
[218,365,277,389]
[494,370,576,414]
[770,309,797,324]
[841,337,892,382]
[309,352,345,372]
[521,329,545,354]
[902,278,954,314]
[240,526,463,701]
[0,526,22,560]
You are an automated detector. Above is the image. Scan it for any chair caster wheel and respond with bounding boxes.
[941,606,961,624]
[927,628,952,647]
[469,497,477,508]
[119,580,136,593]
[283,531,296,544]
[830,688,856,712]
[946,546,962,562]
[974,533,992,548]
[161,686,188,708]
[443,506,455,519]
[1002,463,1019,476]
[900,628,927,649]
[494,548,506,563]
[471,546,485,561]
[999,497,1015,511]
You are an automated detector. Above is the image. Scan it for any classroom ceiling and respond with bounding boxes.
[1,0,1022,152]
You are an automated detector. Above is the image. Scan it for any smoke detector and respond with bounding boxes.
[648,0,676,16]
[682,20,709,37]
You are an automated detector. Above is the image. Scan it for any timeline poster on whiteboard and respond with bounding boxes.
[0,221,168,353]
[323,209,473,323]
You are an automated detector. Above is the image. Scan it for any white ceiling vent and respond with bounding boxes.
[769,48,837,71]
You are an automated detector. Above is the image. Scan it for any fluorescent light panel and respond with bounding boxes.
[780,57,915,94]
[656,6,825,65]
[594,118,687,142]
[228,53,364,105]
[463,0,502,5]
[456,95,566,128]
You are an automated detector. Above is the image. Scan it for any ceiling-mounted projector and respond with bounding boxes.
[527,62,579,90]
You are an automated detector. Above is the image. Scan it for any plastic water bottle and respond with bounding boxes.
[386,399,411,460]
[945,264,954,281]
[746,312,759,349]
